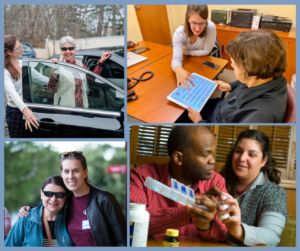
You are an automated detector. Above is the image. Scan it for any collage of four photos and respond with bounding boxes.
[3,4,297,248]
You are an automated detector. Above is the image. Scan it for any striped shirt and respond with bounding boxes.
[130,162,228,242]
[42,220,59,247]
[42,238,59,247]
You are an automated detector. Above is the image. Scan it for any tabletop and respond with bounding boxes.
[127,43,228,123]
[147,235,267,247]
[127,41,173,75]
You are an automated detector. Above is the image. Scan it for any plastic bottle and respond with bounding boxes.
[130,203,150,247]
[218,201,230,219]
[163,229,179,247]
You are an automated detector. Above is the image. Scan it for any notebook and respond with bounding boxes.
[167,73,218,112]
[127,52,148,67]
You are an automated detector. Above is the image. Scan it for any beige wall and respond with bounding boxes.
[127,6,143,43]
[127,5,296,42]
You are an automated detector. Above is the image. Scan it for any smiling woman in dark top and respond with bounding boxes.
[59,151,127,246]
[186,30,287,123]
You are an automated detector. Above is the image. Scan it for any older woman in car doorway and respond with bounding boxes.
[47,36,112,108]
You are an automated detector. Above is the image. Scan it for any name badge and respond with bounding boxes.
[82,219,90,230]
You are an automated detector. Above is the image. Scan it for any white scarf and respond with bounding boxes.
[59,55,83,67]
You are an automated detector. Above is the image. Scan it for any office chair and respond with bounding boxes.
[283,84,296,123]
[209,37,223,80]
[209,37,222,58]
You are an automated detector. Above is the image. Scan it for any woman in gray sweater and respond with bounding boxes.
[219,130,287,246]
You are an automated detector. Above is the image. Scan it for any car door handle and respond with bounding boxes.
[38,119,62,132]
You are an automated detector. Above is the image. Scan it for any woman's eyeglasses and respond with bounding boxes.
[189,21,207,28]
[14,44,23,51]
[43,191,67,198]
[61,47,75,51]
[60,151,83,159]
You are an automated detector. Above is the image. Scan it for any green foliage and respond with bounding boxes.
[5,142,126,214]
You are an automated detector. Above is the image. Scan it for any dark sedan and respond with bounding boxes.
[21,57,124,138]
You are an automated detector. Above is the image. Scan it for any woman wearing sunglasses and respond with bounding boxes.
[4,35,39,137]
[172,5,216,90]
[47,36,112,108]
[18,151,127,246]
[5,176,73,246]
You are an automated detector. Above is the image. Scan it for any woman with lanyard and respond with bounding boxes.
[5,176,73,246]
[4,35,39,137]
[18,151,127,246]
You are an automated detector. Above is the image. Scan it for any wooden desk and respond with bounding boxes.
[127,53,228,123]
[147,235,267,247]
[127,41,173,75]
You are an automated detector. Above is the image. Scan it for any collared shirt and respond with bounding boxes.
[130,162,228,242]
[236,171,269,198]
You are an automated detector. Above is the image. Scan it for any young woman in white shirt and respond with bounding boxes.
[4,35,39,137]
[172,5,216,90]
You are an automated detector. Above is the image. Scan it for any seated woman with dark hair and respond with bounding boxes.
[5,176,73,246]
[218,130,287,246]
[186,30,287,123]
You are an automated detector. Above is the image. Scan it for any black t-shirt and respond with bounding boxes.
[43,220,56,239]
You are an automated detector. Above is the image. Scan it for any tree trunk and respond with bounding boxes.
[97,5,104,37]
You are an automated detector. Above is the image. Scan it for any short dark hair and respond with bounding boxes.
[167,126,212,156]
[184,5,208,38]
[60,152,92,185]
[225,30,287,79]
[41,175,69,193]
[220,130,281,196]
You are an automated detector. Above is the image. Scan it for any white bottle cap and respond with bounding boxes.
[218,201,230,219]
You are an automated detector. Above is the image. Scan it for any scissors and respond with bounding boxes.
[128,71,154,90]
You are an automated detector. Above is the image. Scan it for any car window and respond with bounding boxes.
[22,44,33,53]
[87,59,124,88]
[28,61,124,113]
[74,55,84,61]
